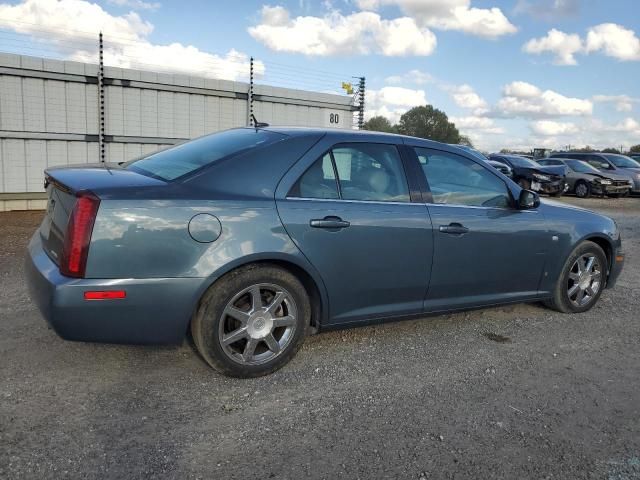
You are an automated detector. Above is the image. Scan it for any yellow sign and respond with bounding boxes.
[341,82,354,94]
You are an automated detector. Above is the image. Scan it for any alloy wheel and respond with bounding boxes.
[218,283,297,365]
[576,183,588,198]
[567,254,602,307]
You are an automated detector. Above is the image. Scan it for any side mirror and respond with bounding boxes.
[518,189,540,209]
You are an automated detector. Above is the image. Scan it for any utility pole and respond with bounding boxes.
[98,32,106,163]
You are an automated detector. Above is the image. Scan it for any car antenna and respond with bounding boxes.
[250,114,269,128]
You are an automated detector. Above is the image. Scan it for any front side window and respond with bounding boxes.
[290,143,410,203]
[416,148,511,208]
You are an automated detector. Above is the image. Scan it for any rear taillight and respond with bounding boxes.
[60,192,100,278]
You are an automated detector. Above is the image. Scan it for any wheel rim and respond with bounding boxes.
[218,283,297,366]
[576,183,587,197]
[567,254,602,307]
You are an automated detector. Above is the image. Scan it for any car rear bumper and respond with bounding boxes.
[25,232,203,345]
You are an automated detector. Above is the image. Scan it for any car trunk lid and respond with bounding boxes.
[40,164,166,267]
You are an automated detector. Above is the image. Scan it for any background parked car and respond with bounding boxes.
[552,152,640,195]
[487,160,513,178]
[448,145,513,178]
[628,153,640,163]
[538,158,632,198]
[488,154,567,196]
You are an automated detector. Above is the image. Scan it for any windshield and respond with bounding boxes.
[506,156,539,168]
[125,129,284,181]
[565,159,601,174]
[604,154,640,168]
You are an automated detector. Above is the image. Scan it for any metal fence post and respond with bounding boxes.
[358,76,365,130]
[98,32,106,163]
[248,56,254,126]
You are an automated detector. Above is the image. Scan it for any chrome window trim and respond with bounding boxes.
[284,196,538,212]
[285,196,417,206]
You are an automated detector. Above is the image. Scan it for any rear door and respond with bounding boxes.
[276,138,433,326]
[407,146,551,311]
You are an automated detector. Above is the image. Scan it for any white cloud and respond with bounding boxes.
[107,0,161,10]
[496,81,592,118]
[522,23,640,65]
[451,115,504,134]
[248,6,437,56]
[530,120,579,136]
[585,23,640,62]
[0,0,260,81]
[356,0,517,38]
[447,84,488,112]
[593,95,639,112]
[523,28,583,65]
[385,69,433,85]
[366,86,427,123]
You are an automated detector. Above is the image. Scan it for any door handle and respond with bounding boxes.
[310,216,350,229]
[439,223,469,235]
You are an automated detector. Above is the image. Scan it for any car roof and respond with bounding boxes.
[254,126,471,153]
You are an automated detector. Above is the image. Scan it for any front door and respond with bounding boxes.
[409,147,550,311]
[276,141,433,325]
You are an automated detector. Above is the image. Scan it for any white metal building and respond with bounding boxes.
[0,52,357,211]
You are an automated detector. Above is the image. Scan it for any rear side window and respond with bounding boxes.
[289,153,339,199]
[126,129,284,181]
[416,148,511,208]
[290,143,410,203]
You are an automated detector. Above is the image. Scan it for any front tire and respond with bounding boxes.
[574,181,590,198]
[191,264,310,377]
[544,241,607,313]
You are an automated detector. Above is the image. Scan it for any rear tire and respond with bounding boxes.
[191,264,310,378]
[544,241,607,314]
[574,181,590,198]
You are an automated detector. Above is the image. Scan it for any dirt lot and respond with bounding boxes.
[1,197,639,479]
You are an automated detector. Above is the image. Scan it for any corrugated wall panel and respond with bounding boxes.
[44,80,66,132]
[25,140,47,192]
[106,85,124,136]
[2,139,26,193]
[123,88,141,137]
[189,94,205,137]
[22,78,45,132]
[173,92,190,138]
[0,76,23,130]
[66,82,87,134]
[157,91,174,138]
[47,141,68,168]
[140,89,158,138]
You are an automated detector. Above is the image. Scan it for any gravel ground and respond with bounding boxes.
[1,197,639,479]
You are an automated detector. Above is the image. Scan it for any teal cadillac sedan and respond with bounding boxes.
[25,127,624,377]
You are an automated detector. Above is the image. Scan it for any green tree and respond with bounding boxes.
[397,105,461,143]
[459,135,474,148]
[630,144,640,153]
[362,116,397,133]
[602,147,620,154]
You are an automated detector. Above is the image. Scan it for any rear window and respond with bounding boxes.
[125,129,284,181]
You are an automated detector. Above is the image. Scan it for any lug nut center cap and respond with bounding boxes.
[247,312,273,339]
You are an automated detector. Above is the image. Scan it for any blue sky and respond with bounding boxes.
[0,0,639,151]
